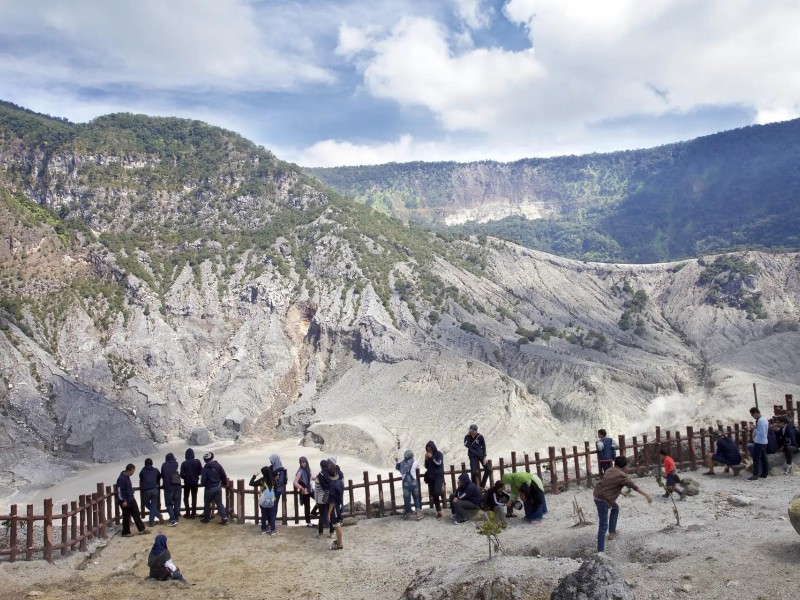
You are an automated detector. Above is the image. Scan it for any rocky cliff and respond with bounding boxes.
[1,103,799,498]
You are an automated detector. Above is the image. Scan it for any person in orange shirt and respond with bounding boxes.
[659,448,685,500]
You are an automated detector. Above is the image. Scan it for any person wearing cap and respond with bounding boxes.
[464,424,489,487]
[199,452,229,524]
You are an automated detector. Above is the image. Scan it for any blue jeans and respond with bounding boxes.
[751,443,768,478]
[259,505,276,531]
[403,482,421,514]
[594,498,619,552]
[142,488,162,525]
[164,487,182,522]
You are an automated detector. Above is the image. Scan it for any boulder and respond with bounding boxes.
[681,476,700,496]
[787,494,800,536]
[728,495,755,507]
[188,427,213,446]
[550,555,634,600]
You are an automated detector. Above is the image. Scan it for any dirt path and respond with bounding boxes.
[2,471,799,599]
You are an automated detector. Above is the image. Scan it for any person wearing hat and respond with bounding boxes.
[396,450,424,521]
[464,424,489,487]
[199,452,229,524]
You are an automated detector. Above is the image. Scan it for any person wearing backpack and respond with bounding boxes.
[396,450,424,521]
[269,454,288,525]
[596,429,618,476]
[250,466,277,535]
[293,456,315,527]
[180,448,202,519]
[160,453,182,527]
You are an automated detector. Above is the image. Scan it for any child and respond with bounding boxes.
[596,429,619,476]
[293,456,315,527]
[396,450,424,521]
[486,480,510,528]
[660,448,685,500]
[249,466,277,534]
[327,462,345,550]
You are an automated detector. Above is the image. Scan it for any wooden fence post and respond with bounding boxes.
[786,394,795,425]
[572,445,581,486]
[26,504,34,560]
[347,480,355,516]
[44,498,54,564]
[79,496,87,552]
[560,448,570,490]
[70,500,78,551]
[389,473,398,511]
[534,452,543,482]
[523,453,531,473]
[498,458,505,481]
[61,503,68,556]
[9,505,18,562]
[547,447,559,494]
[88,492,95,541]
[376,474,385,517]
[105,485,113,530]
[631,436,640,474]
[237,480,246,525]
[686,427,697,471]
[363,472,372,518]
[583,441,593,488]
[511,452,518,473]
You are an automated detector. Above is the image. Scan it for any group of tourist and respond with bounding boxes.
[120,406,796,582]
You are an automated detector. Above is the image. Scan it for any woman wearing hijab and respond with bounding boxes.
[396,450,424,521]
[315,459,332,538]
[250,466,277,535]
[293,456,315,527]
[269,454,288,525]
[424,441,446,520]
[147,534,187,582]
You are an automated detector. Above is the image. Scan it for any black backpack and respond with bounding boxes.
[169,471,181,486]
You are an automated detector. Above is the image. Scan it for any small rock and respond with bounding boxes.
[728,495,755,507]
[26,593,44,598]
[726,581,739,587]
[787,494,800,535]
[681,583,693,593]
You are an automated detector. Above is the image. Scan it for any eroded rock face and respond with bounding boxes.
[550,555,635,600]
[787,494,800,535]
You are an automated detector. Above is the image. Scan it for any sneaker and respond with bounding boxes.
[261,530,269,535]
[454,519,467,525]
[138,529,152,535]
[199,518,210,523]
[785,465,793,475]
[169,521,178,527]
[330,542,343,550]
[121,533,134,538]
[306,523,315,528]
[220,519,229,525]
[608,531,619,540]
[268,530,277,536]
[416,513,425,521]
[436,512,443,520]
[746,476,758,481]
[329,532,335,539]
[402,513,409,521]
[702,471,716,476]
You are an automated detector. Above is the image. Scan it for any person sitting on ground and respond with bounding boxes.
[775,416,798,475]
[659,448,685,500]
[148,534,187,583]
[486,481,510,528]
[704,432,742,475]
[450,472,481,524]
[596,429,619,476]
[396,450,424,521]
[593,456,653,554]
[501,470,545,518]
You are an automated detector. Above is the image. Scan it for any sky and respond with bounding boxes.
[1,0,799,167]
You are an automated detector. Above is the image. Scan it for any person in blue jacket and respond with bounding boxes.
[450,472,481,523]
[596,429,618,476]
[199,452,228,524]
[327,462,345,550]
[116,464,149,537]
[269,454,287,525]
[464,424,489,487]
[180,448,202,519]
[140,458,163,526]
[703,432,742,475]
[160,453,181,527]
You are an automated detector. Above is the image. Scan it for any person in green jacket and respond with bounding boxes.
[501,471,547,521]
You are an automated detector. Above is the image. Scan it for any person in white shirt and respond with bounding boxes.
[747,407,770,480]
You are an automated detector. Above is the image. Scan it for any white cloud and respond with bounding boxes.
[453,0,493,30]
[336,22,383,58]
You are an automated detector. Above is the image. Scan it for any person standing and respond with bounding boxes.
[396,450,424,520]
[748,407,769,481]
[199,452,229,524]
[424,441,446,520]
[293,457,315,527]
[180,448,202,519]
[269,454,287,525]
[315,459,332,538]
[160,453,182,527]
[327,461,345,551]
[250,466,277,535]
[659,448,685,500]
[596,429,619,476]
[117,464,149,537]
[593,456,652,553]
[464,424,489,487]
[140,458,164,526]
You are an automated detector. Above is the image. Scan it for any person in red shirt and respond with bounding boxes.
[660,448,685,500]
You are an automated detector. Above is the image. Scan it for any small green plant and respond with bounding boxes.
[476,512,505,558]
[572,494,591,527]
[654,472,681,526]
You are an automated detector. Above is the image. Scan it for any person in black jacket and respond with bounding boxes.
[326,462,345,550]
[424,440,446,520]
[199,452,228,524]
[148,534,187,583]
[464,424,489,487]
[315,459,333,538]
[776,416,799,475]
[486,480,510,528]
[161,453,181,527]
[140,458,164,527]
[180,448,202,519]
[117,464,149,537]
[450,472,481,524]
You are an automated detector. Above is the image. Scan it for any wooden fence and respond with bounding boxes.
[2,393,795,564]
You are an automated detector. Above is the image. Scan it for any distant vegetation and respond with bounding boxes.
[308,119,800,264]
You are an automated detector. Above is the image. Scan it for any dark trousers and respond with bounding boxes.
[598,460,613,475]
[783,445,797,465]
[259,505,275,531]
[274,491,282,525]
[183,484,198,516]
[121,499,146,535]
[452,499,479,521]
[317,503,333,534]
[141,488,162,524]
[752,443,768,478]
[299,493,312,523]
[427,477,446,513]
[202,486,228,520]
[469,457,491,487]
[164,486,182,523]
[594,498,619,552]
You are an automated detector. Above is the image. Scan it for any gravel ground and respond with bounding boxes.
[1,469,798,600]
